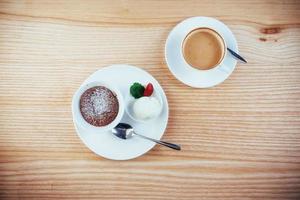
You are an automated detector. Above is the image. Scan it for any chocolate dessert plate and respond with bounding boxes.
[71,65,169,160]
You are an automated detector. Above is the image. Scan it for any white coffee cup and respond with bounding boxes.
[165,16,238,88]
[181,27,229,73]
[72,81,124,133]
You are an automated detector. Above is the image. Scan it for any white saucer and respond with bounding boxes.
[165,17,238,88]
[71,65,169,160]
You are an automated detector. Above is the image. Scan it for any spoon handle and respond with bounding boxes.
[227,47,247,63]
[134,132,181,151]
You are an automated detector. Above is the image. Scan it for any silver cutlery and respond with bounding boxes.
[227,47,247,63]
[112,123,181,151]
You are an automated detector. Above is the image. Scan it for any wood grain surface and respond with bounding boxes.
[1,0,300,199]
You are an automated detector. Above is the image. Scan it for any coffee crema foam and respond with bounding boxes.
[182,28,225,70]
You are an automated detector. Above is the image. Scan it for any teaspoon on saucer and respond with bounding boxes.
[227,47,247,63]
[112,123,181,151]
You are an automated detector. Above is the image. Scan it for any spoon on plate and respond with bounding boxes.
[112,123,181,150]
[227,48,247,63]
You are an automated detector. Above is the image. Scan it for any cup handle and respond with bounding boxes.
[218,64,231,74]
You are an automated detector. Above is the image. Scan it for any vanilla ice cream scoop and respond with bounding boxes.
[133,96,162,120]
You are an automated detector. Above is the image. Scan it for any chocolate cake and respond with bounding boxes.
[80,86,119,127]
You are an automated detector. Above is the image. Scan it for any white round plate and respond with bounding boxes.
[71,65,169,160]
[165,16,238,88]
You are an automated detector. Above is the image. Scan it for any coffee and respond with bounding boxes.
[182,28,225,70]
[80,86,119,127]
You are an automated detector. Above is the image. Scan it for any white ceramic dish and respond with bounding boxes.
[72,81,125,133]
[165,16,238,88]
[71,64,169,160]
[125,88,163,123]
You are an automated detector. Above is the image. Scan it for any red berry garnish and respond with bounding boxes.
[143,83,154,96]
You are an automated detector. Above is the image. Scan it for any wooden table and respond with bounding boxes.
[1,0,300,199]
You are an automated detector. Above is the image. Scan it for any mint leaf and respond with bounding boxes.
[130,82,145,99]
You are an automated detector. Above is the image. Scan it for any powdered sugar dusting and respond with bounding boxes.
[80,86,119,126]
